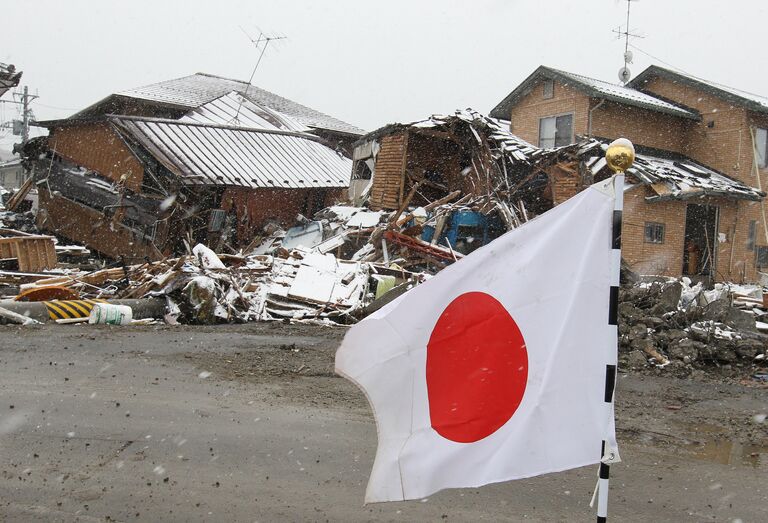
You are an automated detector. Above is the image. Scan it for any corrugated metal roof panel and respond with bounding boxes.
[112,117,351,190]
[118,73,365,135]
[179,91,310,133]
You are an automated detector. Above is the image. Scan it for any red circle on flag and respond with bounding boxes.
[426,292,528,443]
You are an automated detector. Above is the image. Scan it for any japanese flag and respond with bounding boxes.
[335,178,620,503]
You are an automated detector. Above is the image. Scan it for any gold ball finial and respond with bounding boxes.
[605,138,635,173]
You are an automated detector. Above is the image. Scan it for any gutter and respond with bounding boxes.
[587,99,606,138]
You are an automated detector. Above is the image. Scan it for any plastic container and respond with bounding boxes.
[88,303,133,325]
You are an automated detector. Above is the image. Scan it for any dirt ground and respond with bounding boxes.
[0,322,766,522]
[168,323,768,446]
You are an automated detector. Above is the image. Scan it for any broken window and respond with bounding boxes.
[644,222,665,244]
[748,220,757,251]
[352,159,373,180]
[539,114,573,148]
[208,209,226,232]
[756,128,767,168]
[542,79,554,99]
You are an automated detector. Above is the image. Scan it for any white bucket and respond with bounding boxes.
[88,303,133,325]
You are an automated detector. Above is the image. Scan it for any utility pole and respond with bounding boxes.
[13,86,37,145]
[21,86,31,143]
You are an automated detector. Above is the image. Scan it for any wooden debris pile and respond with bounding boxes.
[17,243,422,325]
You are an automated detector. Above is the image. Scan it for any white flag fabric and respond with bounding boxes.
[335,178,619,503]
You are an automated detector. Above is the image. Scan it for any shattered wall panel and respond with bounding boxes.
[49,123,145,192]
[37,191,164,262]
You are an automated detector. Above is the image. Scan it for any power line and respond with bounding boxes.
[35,102,77,111]
[628,43,768,101]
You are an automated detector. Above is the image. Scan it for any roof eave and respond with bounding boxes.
[595,93,700,121]
[645,190,764,203]
[631,65,768,116]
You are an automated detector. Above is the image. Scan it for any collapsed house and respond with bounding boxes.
[346,110,595,260]
[26,73,364,262]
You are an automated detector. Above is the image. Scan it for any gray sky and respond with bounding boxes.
[1,0,766,151]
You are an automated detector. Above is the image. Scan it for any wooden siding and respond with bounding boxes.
[369,133,408,210]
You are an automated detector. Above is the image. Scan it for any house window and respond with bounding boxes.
[756,128,767,168]
[748,220,757,251]
[756,246,768,268]
[644,222,665,244]
[539,114,573,148]
[542,79,554,99]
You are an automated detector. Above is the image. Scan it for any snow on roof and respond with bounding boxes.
[118,73,365,135]
[425,109,544,163]
[582,141,763,202]
[549,68,698,118]
[630,65,768,114]
[111,116,351,190]
[490,66,699,120]
[179,91,310,133]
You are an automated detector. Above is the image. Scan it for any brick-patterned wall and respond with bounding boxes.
[635,76,768,281]
[369,133,408,210]
[550,163,582,205]
[621,186,687,276]
[621,187,761,282]
[50,123,144,192]
[636,76,752,180]
[590,100,690,153]
[508,81,590,145]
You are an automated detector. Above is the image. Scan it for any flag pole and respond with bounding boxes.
[597,139,635,523]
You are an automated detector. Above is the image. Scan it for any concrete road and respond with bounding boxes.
[0,324,765,522]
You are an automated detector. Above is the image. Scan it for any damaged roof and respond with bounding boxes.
[629,65,768,115]
[582,141,764,202]
[117,73,365,135]
[111,116,352,190]
[414,109,545,163]
[179,91,310,133]
[361,109,549,166]
[490,66,699,121]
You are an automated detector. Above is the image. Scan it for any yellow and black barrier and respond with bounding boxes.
[43,299,107,321]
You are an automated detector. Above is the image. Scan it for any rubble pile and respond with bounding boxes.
[18,243,423,325]
[253,196,527,276]
[619,278,768,375]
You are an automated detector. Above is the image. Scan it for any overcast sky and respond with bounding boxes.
[1,0,766,152]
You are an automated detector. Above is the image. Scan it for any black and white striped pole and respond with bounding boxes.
[597,138,635,523]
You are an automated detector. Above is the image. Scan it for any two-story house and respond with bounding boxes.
[490,65,768,283]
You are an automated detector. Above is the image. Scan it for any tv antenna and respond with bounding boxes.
[233,28,288,122]
[612,0,644,84]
